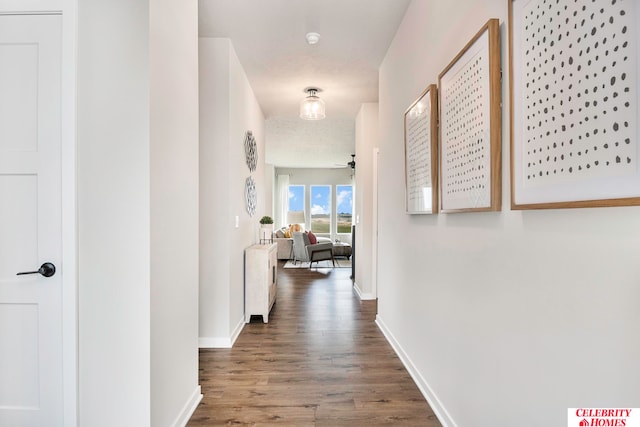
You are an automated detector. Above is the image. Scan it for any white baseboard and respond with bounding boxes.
[353,281,376,300]
[229,316,245,346]
[199,336,231,348]
[172,385,203,427]
[199,317,245,348]
[375,315,457,427]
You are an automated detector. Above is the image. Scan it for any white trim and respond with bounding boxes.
[371,148,379,298]
[61,0,78,425]
[0,0,61,13]
[171,385,203,427]
[199,317,245,349]
[0,10,60,14]
[199,336,232,349]
[375,315,456,427]
[353,282,376,301]
[229,316,245,346]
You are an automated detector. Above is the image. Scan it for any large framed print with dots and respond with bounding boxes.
[404,84,439,214]
[509,0,640,209]
[438,19,502,213]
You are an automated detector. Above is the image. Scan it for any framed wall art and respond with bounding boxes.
[404,84,439,214]
[509,0,640,209]
[438,18,502,213]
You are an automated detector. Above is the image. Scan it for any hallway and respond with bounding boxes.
[188,264,441,425]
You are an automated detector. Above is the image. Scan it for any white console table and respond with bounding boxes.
[244,243,277,323]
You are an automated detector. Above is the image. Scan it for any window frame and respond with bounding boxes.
[309,185,332,234]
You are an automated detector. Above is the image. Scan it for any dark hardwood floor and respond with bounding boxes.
[188,262,441,426]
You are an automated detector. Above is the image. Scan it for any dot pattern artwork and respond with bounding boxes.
[244,131,258,173]
[441,50,490,205]
[522,0,636,186]
[405,93,433,213]
[245,176,257,217]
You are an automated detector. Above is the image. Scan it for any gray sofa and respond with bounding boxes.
[273,227,294,259]
[273,237,293,260]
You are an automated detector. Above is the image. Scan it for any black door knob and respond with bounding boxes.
[17,262,56,278]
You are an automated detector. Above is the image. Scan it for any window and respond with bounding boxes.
[288,185,304,212]
[310,185,331,233]
[287,185,305,226]
[336,185,353,233]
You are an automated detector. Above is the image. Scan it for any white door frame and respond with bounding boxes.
[371,148,379,299]
[61,0,78,424]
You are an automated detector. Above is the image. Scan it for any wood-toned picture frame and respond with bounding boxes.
[438,19,501,213]
[404,84,439,214]
[509,0,640,209]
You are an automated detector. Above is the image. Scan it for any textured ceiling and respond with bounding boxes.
[199,0,411,168]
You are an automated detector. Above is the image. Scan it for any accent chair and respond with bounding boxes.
[292,232,335,268]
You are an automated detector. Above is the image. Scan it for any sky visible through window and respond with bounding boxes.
[336,185,353,233]
[336,185,353,214]
[311,186,330,215]
[288,185,304,211]
[311,185,331,233]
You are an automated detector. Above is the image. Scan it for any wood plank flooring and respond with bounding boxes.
[188,263,441,426]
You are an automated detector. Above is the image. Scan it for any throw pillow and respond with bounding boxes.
[307,230,317,244]
[275,229,285,238]
[284,229,292,238]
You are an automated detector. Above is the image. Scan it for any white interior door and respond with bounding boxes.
[0,14,63,426]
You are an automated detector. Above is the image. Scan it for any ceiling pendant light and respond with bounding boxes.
[305,32,321,45]
[299,87,326,120]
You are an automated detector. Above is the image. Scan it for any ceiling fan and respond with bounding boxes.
[347,154,356,169]
[334,154,356,170]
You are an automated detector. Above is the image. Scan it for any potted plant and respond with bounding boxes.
[259,215,274,226]
[259,215,274,242]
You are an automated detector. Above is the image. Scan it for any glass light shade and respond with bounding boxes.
[299,93,326,120]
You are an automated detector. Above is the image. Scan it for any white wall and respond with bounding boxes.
[199,38,231,346]
[77,0,151,424]
[199,38,268,347]
[275,167,354,243]
[377,1,640,426]
[266,163,276,219]
[354,103,379,299]
[149,0,201,425]
[78,0,200,425]
[228,45,269,333]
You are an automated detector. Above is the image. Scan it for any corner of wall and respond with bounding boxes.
[375,316,455,427]
[199,315,245,349]
[354,102,379,298]
[199,36,266,348]
[353,282,376,301]
[169,386,202,427]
